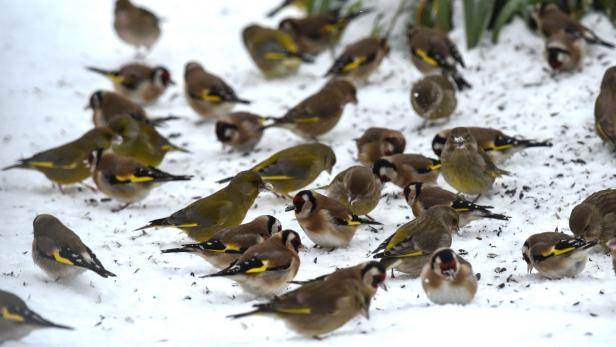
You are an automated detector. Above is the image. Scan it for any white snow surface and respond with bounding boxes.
[1,1,615,346]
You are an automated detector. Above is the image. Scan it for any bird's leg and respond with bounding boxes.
[112,203,131,213]
[80,182,97,192]
[55,183,65,194]
[471,194,482,203]
[390,268,396,278]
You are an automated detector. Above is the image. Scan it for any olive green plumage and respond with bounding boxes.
[3,127,114,186]
[411,75,456,126]
[569,188,616,244]
[595,66,616,146]
[136,171,266,241]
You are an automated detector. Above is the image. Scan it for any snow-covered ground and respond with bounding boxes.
[1,1,615,346]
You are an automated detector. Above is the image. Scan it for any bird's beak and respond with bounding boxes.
[259,182,273,192]
[379,282,388,292]
[284,205,295,212]
[169,79,177,85]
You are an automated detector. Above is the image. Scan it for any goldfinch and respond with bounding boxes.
[421,248,477,305]
[595,66,616,146]
[372,205,459,277]
[0,289,72,343]
[411,75,456,127]
[90,150,191,206]
[266,0,310,18]
[279,8,373,55]
[242,25,314,78]
[318,165,384,216]
[228,261,386,338]
[3,127,114,187]
[184,61,250,121]
[86,63,173,104]
[136,171,267,241]
[108,113,188,166]
[324,36,389,83]
[215,112,266,151]
[217,143,336,197]
[201,229,302,296]
[404,182,509,227]
[522,232,598,279]
[535,3,614,48]
[545,30,583,71]
[432,127,552,164]
[607,238,616,275]
[407,27,471,90]
[372,153,441,188]
[161,215,282,269]
[32,214,116,279]
[440,127,509,194]
[114,0,161,53]
[286,190,381,248]
[355,127,406,166]
[569,188,616,243]
[262,80,357,139]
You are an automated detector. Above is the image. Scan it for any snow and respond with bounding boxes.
[1,0,615,346]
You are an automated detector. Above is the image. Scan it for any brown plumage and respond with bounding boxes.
[215,112,266,151]
[88,90,146,128]
[319,165,384,216]
[421,248,477,305]
[184,62,250,121]
[407,27,471,90]
[355,127,406,166]
[607,238,616,275]
[114,0,161,52]
[535,4,614,48]
[545,30,583,71]
[201,229,302,296]
[263,80,357,139]
[595,66,616,145]
[324,36,389,83]
[90,150,191,205]
[287,190,381,248]
[161,215,282,269]
[569,188,616,243]
[372,153,441,188]
[86,63,173,104]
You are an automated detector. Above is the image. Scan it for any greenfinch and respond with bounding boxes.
[569,188,616,243]
[595,66,616,146]
[411,75,456,127]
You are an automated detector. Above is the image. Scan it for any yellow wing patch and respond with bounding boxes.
[176,223,199,228]
[52,250,74,265]
[1,307,24,322]
[294,117,321,123]
[161,144,172,151]
[109,74,126,84]
[261,175,294,181]
[542,246,575,257]
[454,207,470,212]
[264,52,286,60]
[115,174,155,183]
[342,56,367,72]
[210,243,241,253]
[415,49,438,66]
[245,260,271,273]
[486,142,513,151]
[346,219,361,226]
[30,161,78,170]
[277,307,312,315]
[428,163,441,171]
[200,90,222,103]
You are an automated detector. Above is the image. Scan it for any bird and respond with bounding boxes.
[440,127,509,194]
[404,182,509,227]
[228,261,387,338]
[544,30,583,72]
[535,3,614,48]
[324,36,389,84]
[216,143,336,197]
[3,127,114,187]
[372,205,459,277]
[201,229,302,296]
[215,112,266,151]
[266,0,310,18]
[161,215,282,269]
[113,0,161,54]
[86,63,174,104]
[0,289,72,343]
[89,149,191,208]
[317,165,384,216]
[607,238,616,275]
[136,170,267,241]
[279,8,373,55]
[432,127,552,164]
[420,248,477,305]
[32,214,116,279]
[242,24,314,78]
[410,75,457,127]
[184,61,250,121]
[372,153,441,188]
[594,66,616,146]
[355,127,406,166]
[407,26,471,90]
[569,188,616,243]
[286,190,382,248]
[262,80,357,139]
[107,113,189,166]
[522,231,599,279]
[87,90,178,128]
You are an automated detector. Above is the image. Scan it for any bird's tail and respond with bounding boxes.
[515,139,553,149]
[85,66,112,77]
[227,308,263,319]
[135,217,172,231]
[231,97,251,105]
[150,115,182,127]
[450,70,472,91]
[266,0,292,17]
[354,216,382,225]
[2,160,28,171]
[344,8,374,22]
[215,176,234,184]
[582,28,614,48]
[481,211,510,221]
[161,247,194,254]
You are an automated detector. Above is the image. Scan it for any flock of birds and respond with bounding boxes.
[1,0,616,342]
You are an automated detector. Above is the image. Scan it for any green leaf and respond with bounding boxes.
[464,0,496,49]
[491,0,526,43]
[435,0,452,32]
